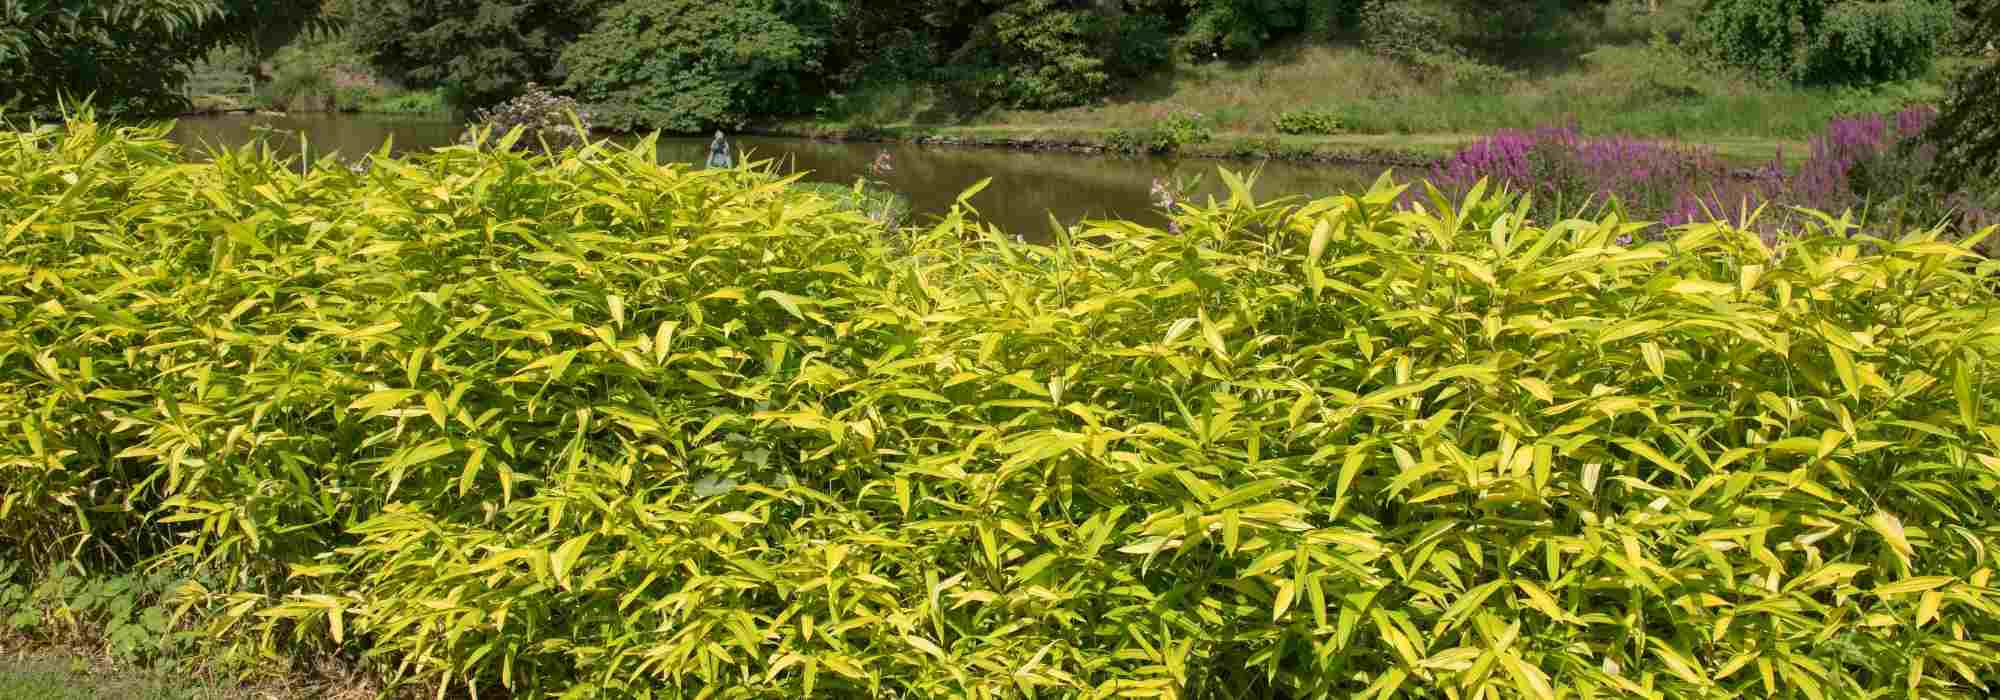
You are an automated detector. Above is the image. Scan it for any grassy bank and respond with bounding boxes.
[769,121,1800,167]
[790,42,1960,165]
[0,654,218,700]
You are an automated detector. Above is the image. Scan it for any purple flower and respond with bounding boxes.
[1414,106,1955,238]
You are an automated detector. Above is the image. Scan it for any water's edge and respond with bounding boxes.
[167,113,1403,238]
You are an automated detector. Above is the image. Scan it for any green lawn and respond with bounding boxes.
[0,654,228,700]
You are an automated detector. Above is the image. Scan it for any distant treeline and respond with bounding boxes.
[1,0,1988,131]
[337,0,1981,131]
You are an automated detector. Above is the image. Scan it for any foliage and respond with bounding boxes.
[1170,0,1361,57]
[1272,108,1346,135]
[466,83,590,153]
[1360,0,1464,64]
[1425,125,1734,226]
[1423,108,1996,240]
[1694,0,1955,85]
[263,40,343,112]
[0,0,220,116]
[341,0,605,109]
[1107,109,1215,154]
[790,181,912,228]
[359,89,449,115]
[0,561,194,666]
[949,0,1170,110]
[0,655,217,700]
[1803,0,1957,83]
[559,0,821,133]
[1925,0,2000,193]
[10,118,2000,699]
[1580,37,1716,100]
[0,0,334,117]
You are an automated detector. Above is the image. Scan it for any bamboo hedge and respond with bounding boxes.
[6,119,2000,699]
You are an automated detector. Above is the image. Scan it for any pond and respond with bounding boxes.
[168,113,1406,237]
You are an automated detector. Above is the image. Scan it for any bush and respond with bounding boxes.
[1581,38,1716,100]
[790,180,911,228]
[949,0,1168,110]
[1107,109,1215,154]
[261,35,377,112]
[1695,0,1954,85]
[1803,0,1956,83]
[467,83,591,153]
[1360,0,1461,64]
[9,118,2000,699]
[0,561,198,666]
[1272,108,1345,135]
[1176,0,1362,57]
[343,0,603,109]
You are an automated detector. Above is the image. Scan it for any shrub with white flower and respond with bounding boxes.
[466,83,592,154]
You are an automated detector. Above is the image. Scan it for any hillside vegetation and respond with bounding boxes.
[6,117,2000,699]
[325,0,1982,134]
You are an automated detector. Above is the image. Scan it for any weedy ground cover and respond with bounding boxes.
[6,118,2000,699]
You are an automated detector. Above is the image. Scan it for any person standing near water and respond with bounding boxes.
[706,131,732,169]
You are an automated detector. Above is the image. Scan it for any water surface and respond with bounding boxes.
[169,114,1401,237]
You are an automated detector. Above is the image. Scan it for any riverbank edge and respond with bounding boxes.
[749,122,1452,168]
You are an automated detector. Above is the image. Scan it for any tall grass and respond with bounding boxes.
[6,118,2000,698]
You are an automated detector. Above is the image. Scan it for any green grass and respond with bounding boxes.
[802,41,1959,163]
[356,88,450,116]
[0,655,226,700]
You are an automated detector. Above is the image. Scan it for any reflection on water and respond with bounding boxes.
[168,114,1403,237]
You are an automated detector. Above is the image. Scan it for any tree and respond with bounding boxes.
[1927,0,1998,193]
[341,0,608,109]
[0,0,334,117]
[946,0,1170,109]
[558,0,822,132]
[1,0,225,116]
[200,0,341,85]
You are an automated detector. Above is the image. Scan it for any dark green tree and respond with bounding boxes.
[1,0,224,116]
[1,0,335,117]
[341,0,607,109]
[1168,0,1359,57]
[1927,0,1998,192]
[948,0,1170,109]
[558,0,823,132]
[204,0,341,84]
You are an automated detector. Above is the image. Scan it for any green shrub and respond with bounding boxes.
[789,180,911,228]
[1272,108,1345,135]
[466,83,591,153]
[1176,0,1362,57]
[1107,109,1215,154]
[262,35,377,113]
[1695,0,1955,85]
[948,0,1169,110]
[9,120,2000,699]
[559,0,821,132]
[343,0,603,109]
[1804,0,1956,83]
[1360,0,1462,64]
[0,561,195,666]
